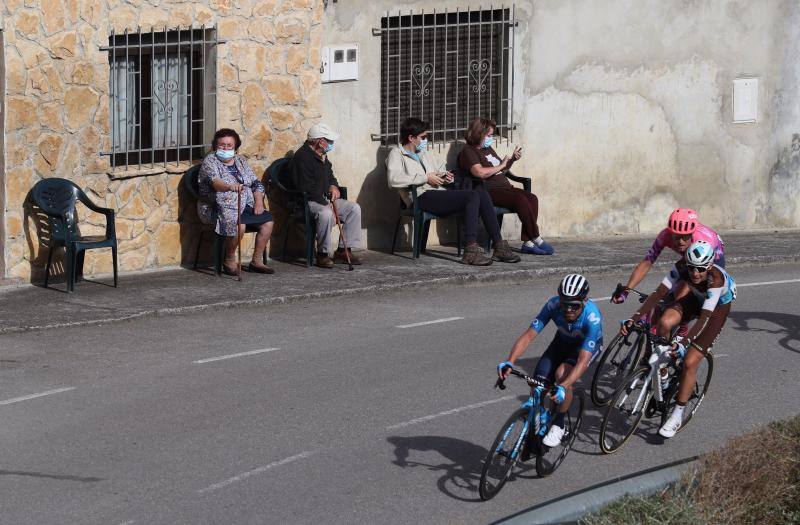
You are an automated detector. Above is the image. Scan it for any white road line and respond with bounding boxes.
[0,387,75,406]
[595,295,612,301]
[387,395,516,430]
[198,451,316,494]
[714,354,729,358]
[736,278,800,287]
[396,317,464,329]
[193,348,280,364]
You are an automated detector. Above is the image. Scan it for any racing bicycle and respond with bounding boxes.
[599,326,713,454]
[478,367,584,500]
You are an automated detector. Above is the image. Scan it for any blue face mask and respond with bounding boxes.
[482,136,493,149]
[215,149,235,161]
[415,138,428,153]
[324,142,334,153]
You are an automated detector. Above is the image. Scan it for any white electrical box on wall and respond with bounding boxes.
[732,77,758,123]
[321,44,359,83]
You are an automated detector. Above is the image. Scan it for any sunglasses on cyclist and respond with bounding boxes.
[560,301,583,311]
[687,265,709,273]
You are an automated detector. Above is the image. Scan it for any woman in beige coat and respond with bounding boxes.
[386,117,519,265]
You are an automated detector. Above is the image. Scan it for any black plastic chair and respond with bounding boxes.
[183,165,224,274]
[269,158,347,267]
[31,178,118,292]
[183,164,267,275]
[391,185,462,259]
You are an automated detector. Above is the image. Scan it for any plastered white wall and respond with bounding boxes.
[320,0,800,249]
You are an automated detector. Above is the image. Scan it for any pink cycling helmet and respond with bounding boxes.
[667,208,698,235]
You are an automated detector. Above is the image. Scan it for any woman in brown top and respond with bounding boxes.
[458,117,554,255]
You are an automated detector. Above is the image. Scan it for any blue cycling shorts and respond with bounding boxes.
[533,338,581,383]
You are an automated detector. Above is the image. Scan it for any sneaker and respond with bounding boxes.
[461,245,493,266]
[658,410,683,438]
[521,243,551,255]
[542,424,565,447]
[491,240,521,263]
[537,241,555,255]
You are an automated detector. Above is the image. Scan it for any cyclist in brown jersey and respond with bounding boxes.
[621,240,736,437]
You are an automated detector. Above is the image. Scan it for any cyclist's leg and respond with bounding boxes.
[656,304,683,339]
[553,362,575,414]
[532,339,560,383]
[677,302,730,404]
[551,345,581,422]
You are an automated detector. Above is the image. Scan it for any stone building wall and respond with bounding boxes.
[1,0,323,280]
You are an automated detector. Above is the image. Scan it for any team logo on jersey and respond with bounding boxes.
[587,312,601,325]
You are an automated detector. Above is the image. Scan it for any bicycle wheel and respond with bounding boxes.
[661,352,714,433]
[479,408,529,501]
[536,391,584,477]
[600,366,652,454]
[590,331,645,406]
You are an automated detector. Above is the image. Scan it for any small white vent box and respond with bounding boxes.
[732,78,758,123]
[321,44,358,83]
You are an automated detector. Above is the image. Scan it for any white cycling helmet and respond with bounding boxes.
[685,240,715,268]
[558,274,589,301]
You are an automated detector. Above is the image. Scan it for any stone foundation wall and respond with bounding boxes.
[2,0,323,280]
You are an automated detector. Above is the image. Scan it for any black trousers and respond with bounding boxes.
[417,187,501,244]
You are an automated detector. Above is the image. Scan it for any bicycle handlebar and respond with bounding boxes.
[613,283,649,304]
[495,367,555,392]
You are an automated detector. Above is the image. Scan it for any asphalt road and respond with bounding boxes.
[0,264,798,525]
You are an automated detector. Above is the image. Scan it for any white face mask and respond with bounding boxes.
[482,136,493,149]
[415,138,428,152]
[215,149,235,161]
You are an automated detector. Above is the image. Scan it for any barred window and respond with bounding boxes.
[377,7,517,145]
[103,27,220,170]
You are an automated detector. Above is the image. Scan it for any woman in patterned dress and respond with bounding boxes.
[198,128,275,275]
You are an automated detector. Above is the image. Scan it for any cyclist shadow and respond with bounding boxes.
[729,310,800,355]
[387,433,541,502]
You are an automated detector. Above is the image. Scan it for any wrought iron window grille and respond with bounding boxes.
[373,6,517,147]
[101,26,222,171]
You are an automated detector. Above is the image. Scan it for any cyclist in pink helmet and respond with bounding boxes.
[612,208,725,304]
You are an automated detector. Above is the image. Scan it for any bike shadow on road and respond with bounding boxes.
[386,432,539,502]
[728,310,800,355]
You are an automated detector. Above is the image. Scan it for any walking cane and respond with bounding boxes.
[236,187,243,281]
[330,198,354,271]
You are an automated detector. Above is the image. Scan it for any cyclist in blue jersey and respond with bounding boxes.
[621,240,736,438]
[498,274,603,447]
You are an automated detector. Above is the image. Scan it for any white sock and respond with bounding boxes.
[523,240,535,248]
[533,236,544,246]
[671,405,685,420]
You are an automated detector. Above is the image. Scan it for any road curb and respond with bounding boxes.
[1,254,797,334]
[492,456,699,525]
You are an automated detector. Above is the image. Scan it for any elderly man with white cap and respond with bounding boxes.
[290,123,363,268]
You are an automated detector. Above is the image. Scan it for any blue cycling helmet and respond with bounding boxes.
[685,240,715,268]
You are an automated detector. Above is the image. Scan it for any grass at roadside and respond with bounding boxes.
[580,414,800,525]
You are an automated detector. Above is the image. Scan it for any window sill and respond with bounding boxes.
[107,162,196,180]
